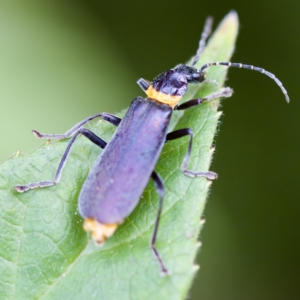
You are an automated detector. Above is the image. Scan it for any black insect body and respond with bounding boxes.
[15,16,289,275]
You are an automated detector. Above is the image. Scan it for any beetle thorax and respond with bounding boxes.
[145,70,188,108]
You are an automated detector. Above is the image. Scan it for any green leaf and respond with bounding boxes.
[0,12,238,300]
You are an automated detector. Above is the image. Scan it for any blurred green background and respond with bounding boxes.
[0,1,298,299]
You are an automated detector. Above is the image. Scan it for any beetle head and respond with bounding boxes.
[173,64,206,84]
[152,64,206,98]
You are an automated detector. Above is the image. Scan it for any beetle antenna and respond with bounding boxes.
[191,16,213,67]
[199,62,290,102]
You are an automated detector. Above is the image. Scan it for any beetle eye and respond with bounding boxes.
[192,73,201,79]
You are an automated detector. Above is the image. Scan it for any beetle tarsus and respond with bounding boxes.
[32,112,121,140]
[32,130,42,138]
[15,181,56,192]
[150,171,170,275]
[184,170,218,180]
[32,130,65,140]
[175,87,233,110]
[151,246,169,276]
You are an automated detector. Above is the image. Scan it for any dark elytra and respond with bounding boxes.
[78,97,172,224]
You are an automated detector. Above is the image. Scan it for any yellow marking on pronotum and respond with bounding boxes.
[83,218,118,244]
[145,85,182,108]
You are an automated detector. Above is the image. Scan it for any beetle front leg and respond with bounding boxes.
[174,87,233,111]
[15,128,107,192]
[166,129,217,180]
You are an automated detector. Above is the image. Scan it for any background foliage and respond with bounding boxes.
[0,1,298,300]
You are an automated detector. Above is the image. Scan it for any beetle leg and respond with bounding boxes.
[15,128,107,192]
[174,87,233,110]
[150,171,168,275]
[32,112,121,140]
[166,129,217,180]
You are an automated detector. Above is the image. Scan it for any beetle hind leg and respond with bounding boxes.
[150,171,169,276]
